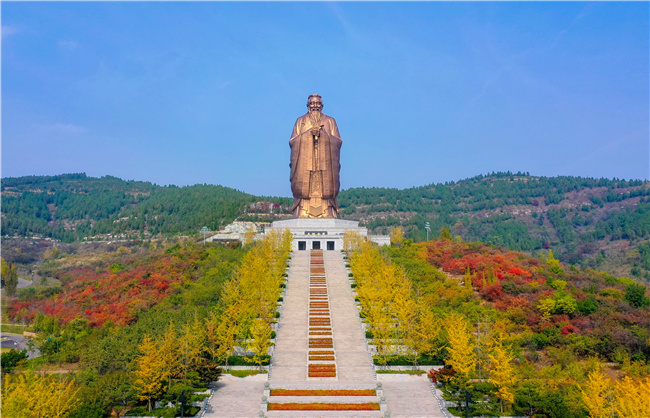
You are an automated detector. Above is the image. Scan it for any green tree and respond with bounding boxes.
[624,283,650,308]
[1,349,27,372]
[546,249,563,275]
[1,257,19,296]
[440,227,453,240]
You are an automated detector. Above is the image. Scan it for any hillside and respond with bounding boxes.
[352,237,650,417]
[339,173,650,280]
[1,173,292,242]
[2,172,650,279]
[1,236,291,417]
[2,236,649,417]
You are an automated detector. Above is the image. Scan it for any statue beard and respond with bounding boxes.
[309,109,322,126]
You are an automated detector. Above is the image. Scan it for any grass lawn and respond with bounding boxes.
[375,370,426,375]
[1,324,33,334]
[224,369,267,378]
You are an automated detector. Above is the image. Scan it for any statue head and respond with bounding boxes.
[307,94,323,112]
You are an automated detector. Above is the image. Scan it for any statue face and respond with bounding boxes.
[307,97,323,112]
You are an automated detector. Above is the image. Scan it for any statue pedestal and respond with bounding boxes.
[265,218,389,251]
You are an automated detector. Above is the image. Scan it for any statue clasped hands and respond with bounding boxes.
[310,125,323,137]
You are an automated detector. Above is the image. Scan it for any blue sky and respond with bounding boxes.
[2,2,648,197]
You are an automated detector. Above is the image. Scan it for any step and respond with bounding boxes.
[265,411,384,417]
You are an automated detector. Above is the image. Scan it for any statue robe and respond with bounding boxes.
[289,112,342,217]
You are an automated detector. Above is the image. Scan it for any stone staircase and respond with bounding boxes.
[267,249,383,416]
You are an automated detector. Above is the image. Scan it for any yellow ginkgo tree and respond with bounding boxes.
[445,313,476,381]
[1,372,80,417]
[486,338,516,413]
[133,334,168,411]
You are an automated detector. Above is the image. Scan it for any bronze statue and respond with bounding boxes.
[289,94,342,218]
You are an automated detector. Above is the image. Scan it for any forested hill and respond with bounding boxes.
[3,172,650,279]
[1,173,291,242]
[338,172,650,279]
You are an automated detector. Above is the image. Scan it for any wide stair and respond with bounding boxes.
[268,249,383,417]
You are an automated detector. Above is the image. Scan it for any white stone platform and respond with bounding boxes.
[266,218,389,251]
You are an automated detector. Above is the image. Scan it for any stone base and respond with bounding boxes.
[266,218,387,251]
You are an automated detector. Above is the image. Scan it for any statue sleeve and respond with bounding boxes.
[290,117,302,144]
[329,117,341,141]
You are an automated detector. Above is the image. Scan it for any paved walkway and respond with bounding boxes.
[379,374,448,418]
[202,373,267,418]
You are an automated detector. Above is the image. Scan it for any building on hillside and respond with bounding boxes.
[206,221,268,244]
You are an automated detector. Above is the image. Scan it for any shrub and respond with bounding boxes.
[0,349,27,372]
[226,355,270,366]
[624,283,650,308]
[428,367,455,383]
[480,283,504,301]
[577,296,598,315]
[531,333,551,349]
[372,354,443,366]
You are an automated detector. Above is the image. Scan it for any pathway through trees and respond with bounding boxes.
[206,249,445,417]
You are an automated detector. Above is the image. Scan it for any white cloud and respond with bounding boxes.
[2,25,18,39]
[58,39,79,50]
[38,122,87,136]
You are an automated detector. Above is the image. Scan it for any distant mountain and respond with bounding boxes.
[2,172,650,280]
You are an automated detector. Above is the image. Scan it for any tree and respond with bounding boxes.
[133,335,168,411]
[390,227,404,247]
[1,372,80,417]
[445,314,476,379]
[1,348,27,372]
[486,339,516,413]
[343,230,366,256]
[546,249,563,275]
[159,323,181,388]
[614,376,650,418]
[402,299,441,367]
[245,318,273,370]
[440,227,453,240]
[1,257,19,296]
[206,309,239,369]
[464,267,473,291]
[580,369,613,418]
[179,313,206,379]
[243,227,256,246]
[624,283,650,308]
